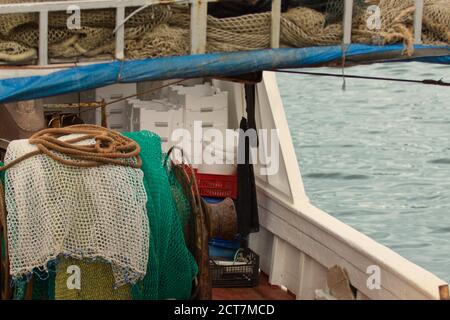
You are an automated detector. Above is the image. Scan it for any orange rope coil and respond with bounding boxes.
[0,124,141,171]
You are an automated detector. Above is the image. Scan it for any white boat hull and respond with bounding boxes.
[215,72,449,300]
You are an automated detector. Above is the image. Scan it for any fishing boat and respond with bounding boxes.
[0,0,449,300]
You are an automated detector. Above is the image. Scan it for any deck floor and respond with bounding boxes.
[212,273,295,300]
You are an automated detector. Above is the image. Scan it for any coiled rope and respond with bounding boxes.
[0,124,141,171]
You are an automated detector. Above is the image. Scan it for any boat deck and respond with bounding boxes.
[212,273,295,300]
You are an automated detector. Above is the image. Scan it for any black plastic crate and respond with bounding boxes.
[210,248,259,288]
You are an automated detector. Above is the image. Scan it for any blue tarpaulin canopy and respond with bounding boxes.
[0,44,449,103]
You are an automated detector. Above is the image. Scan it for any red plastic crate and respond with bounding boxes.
[195,171,237,199]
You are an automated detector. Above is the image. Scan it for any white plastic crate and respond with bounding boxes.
[132,107,182,139]
[183,122,228,143]
[95,83,136,132]
[127,98,172,112]
[184,107,228,127]
[168,83,228,112]
[95,105,132,132]
[170,83,216,96]
[96,83,136,102]
[130,82,229,155]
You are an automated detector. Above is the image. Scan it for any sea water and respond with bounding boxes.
[278,61,450,283]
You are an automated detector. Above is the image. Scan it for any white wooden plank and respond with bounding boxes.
[315,289,338,300]
[115,5,125,60]
[0,0,193,14]
[356,290,370,300]
[190,0,208,54]
[256,72,309,205]
[414,0,424,44]
[297,252,328,300]
[270,0,281,48]
[249,227,274,275]
[279,242,302,294]
[38,10,48,66]
[268,236,286,286]
[0,61,109,80]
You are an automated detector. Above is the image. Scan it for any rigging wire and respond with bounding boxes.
[273,69,450,87]
[77,79,187,115]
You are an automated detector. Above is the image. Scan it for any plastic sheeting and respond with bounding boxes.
[0,44,449,103]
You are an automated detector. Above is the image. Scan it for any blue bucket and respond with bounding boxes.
[208,237,241,260]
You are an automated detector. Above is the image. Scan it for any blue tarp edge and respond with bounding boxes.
[0,44,448,103]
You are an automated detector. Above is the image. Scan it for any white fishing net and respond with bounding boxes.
[4,135,149,287]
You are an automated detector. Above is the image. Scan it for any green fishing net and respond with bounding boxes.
[1,130,198,300]
[124,131,198,300]
[0,162,4,181]
[168,164,193,231]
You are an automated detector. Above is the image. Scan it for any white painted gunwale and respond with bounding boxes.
[256,187,448,300]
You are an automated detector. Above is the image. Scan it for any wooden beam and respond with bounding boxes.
[440,285,449,300]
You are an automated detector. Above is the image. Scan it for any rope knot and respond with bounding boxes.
[95,135,116,153]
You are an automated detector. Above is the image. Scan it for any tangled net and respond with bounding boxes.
[0,0,448,63]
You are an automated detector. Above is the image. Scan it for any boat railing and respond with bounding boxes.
[246,71,449,300]
[0,0,427,66]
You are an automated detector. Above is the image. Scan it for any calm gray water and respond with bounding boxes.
[278,62,450,283]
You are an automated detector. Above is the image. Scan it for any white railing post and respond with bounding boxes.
[343,0,354,45]
[190,0,208,54]
[414,0,424,44]
[270,0,281,48]
[115,5,125,60]
[39,10,48,65]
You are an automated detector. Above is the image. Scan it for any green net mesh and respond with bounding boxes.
[123,131,198,300]
[167,165,193,231]
[31,266,56,300]
[0,162,4,181]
